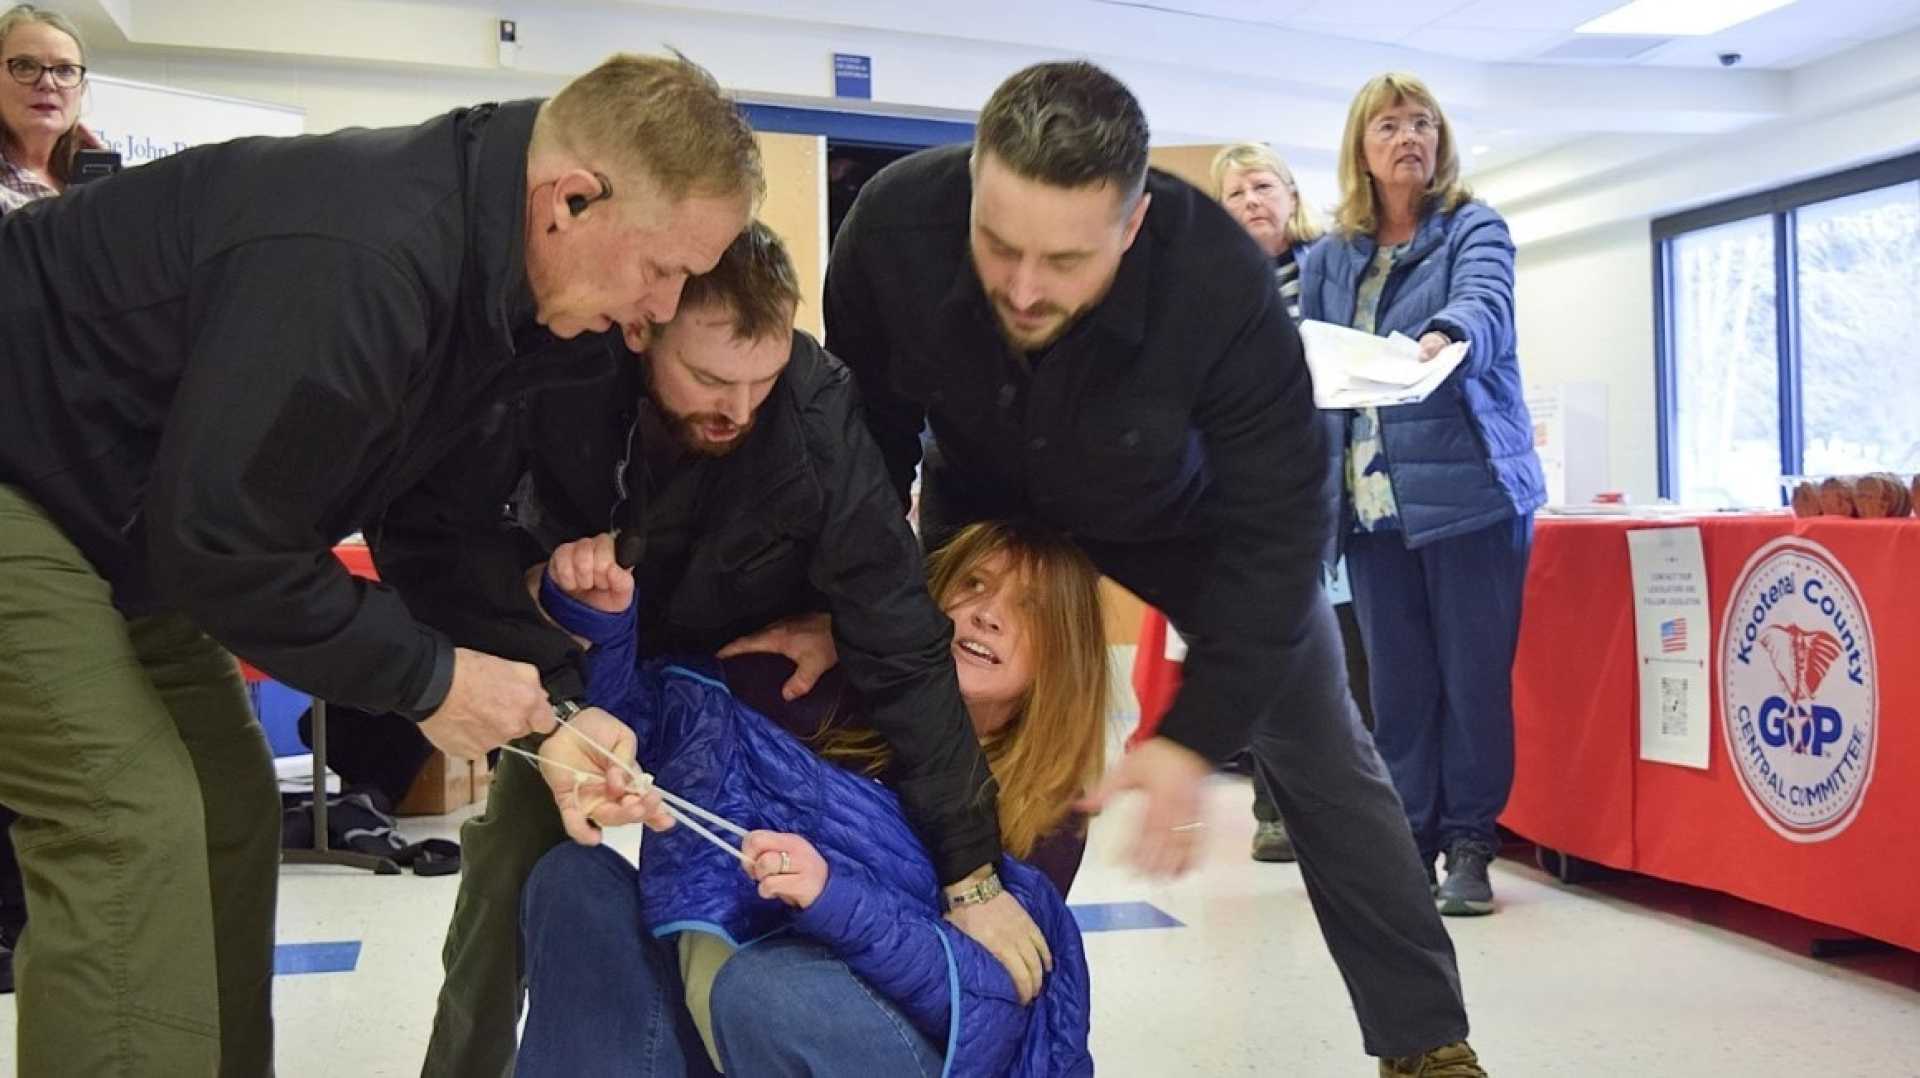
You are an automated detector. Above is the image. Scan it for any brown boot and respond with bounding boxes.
[1379,1041,1486,1077]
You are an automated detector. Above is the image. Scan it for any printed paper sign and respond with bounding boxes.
[1628,527,1711,768]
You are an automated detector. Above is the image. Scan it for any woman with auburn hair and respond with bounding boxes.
[812,522,1111,865]
[516,521,1107,1077]
[1301,72,1543,953]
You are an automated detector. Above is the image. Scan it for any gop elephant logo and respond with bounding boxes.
[1720,538,1877,842]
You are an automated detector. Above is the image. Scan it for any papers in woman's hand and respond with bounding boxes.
[1298,320,1469,409]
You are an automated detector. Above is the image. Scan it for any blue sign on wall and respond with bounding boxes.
[833,53,872,100]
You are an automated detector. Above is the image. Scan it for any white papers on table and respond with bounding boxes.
[1298,319,1468,409]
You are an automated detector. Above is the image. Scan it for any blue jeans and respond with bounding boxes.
[516,844,943,1077]
[1346,515,1533,858]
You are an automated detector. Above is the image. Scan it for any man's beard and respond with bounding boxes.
[989,295,1082,353]
[665,408,754,457]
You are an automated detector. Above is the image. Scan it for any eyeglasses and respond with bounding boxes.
[5,57,87,89]
[1368,115,1440,142]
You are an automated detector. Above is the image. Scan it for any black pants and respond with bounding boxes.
[0,803,24,935]
[1241,599,1468,1055]
[1254,599,1373,822]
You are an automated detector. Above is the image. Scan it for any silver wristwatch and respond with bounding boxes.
[943,871,1005,911]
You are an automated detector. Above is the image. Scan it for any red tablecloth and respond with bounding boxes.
[1128,610,1182,748]
[1505,514,1920,952]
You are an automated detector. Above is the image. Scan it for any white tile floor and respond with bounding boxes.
[6,777,1920,1075]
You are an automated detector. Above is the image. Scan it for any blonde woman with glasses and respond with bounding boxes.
[1300,73,1544,969]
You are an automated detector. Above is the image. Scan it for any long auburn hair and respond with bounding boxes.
[1332,72,1472,238]
[816,522,1111,858]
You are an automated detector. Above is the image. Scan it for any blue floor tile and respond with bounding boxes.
[1069,901,1184,933]
[275,940,361,976]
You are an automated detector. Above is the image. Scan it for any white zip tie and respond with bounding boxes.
[552,714,751,840]
[500,740,755,869]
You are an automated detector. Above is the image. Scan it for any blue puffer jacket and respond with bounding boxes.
[1299,200,1545,549]
[542,576,1094,1078]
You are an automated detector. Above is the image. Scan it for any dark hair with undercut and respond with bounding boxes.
[974,61,1150,204]
[675,220,800,341]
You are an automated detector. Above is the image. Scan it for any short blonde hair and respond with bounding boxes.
[535,52,764,207]
[1209,142,1323,247]
[1332,72,1471,237]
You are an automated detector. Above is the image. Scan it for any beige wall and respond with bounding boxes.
[752,132,827,340]
[1148,144,1222,196]
[1513,221,1659,502]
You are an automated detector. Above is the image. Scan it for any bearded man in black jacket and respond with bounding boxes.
[376,224,1046,1078]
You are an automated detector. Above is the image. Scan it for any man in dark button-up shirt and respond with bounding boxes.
[826,61,1486,1073]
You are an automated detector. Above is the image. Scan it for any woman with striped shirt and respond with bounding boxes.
[1213,143,1322,322]
[1207,143,1372,867]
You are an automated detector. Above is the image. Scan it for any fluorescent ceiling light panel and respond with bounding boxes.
[1576,0,1795,35]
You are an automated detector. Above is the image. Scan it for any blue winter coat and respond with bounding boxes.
[1299,201,1546,548]
[542,576,1094,1078]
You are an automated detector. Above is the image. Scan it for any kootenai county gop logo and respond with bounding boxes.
[1719,537,1877,842]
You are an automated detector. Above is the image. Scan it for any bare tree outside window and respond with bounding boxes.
[1672,216,1779,507]
[1798,181,1920,476]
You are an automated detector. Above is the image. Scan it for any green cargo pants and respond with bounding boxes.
[422,734,566,1078]
[0,484,281,1077]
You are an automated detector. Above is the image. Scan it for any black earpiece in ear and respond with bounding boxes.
[565,173,614,218]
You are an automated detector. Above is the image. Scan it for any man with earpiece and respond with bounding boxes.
[0,53,757,1077]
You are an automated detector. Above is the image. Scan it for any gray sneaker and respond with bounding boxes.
[1251,820,1297,862]
[1436,839,1496,916]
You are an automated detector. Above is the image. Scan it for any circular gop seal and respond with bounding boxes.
[1719,537,1877,842]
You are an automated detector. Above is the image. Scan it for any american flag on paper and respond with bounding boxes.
[1660,617,1689,654]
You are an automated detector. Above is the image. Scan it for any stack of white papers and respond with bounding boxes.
[1298,319,1469,409]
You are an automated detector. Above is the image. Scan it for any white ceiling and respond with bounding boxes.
[1102,0,1920,68]
[53,0,1920,214]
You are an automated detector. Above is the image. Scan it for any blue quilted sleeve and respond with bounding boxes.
[538,572,643,719]
[1421,202,1516,381]
[791,861,1031,1075]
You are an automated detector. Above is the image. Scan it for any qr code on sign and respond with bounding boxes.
[1659,677,1689,738]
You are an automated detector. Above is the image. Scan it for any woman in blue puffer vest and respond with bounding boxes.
[1300,72,1546,920]
[515,523,1107,1077]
